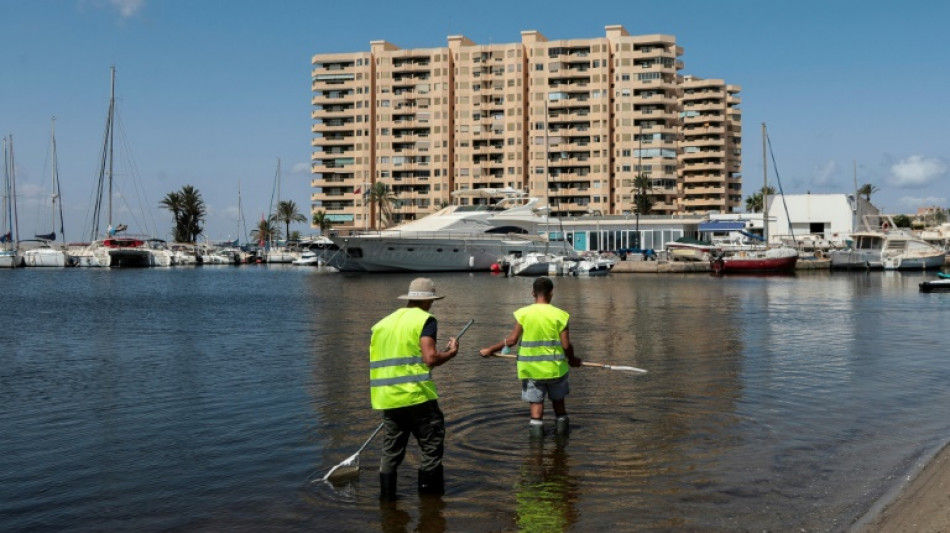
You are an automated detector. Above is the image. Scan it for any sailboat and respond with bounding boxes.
[264,158,300,263]
[24,118,72,267]
[74,67,170,268]
[1,135,23,268]
[710,123,799,274]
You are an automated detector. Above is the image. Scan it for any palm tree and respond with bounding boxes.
[159,191,184,242]
[312,210,333,234]
[745,186,776,213]
[857,183,879,202]
[367,182,398,229]
[270,200,306,243]
[250,217,280,247]
[632,173,653,215]
[159,185,205,243]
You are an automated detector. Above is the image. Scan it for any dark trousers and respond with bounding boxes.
[379,400,444,474]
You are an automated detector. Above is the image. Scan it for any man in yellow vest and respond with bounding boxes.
[479,276,581,437]
[370,278,459,499]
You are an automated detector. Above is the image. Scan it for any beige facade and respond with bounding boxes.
[311,25,742,231]
[680,75,743,213]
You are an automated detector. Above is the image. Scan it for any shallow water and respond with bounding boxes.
[1,267,949,531]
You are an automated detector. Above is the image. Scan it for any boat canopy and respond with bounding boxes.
[699,221,747,232]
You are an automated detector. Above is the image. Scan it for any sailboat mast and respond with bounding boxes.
[51,116,65,241]
[107,66,116,229]
[9,135,19,246]
[2,137,8,246]
[762,122,768,243]
[852,160,859,231]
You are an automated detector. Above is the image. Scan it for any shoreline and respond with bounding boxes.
[851,439,950,532]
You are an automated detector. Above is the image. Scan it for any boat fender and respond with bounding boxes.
[469,256,474,269]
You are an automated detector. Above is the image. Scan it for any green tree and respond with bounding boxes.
[892,214,912,228]
[250,217,280,247]
[270,200,307,242]
[632,173,653,215]
[367,182,398,229]
[312,210,334,234]
[159,185,205,243]
[857,183,879,202]
[744,186,777,213]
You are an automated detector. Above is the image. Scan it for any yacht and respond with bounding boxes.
[829,215,945,270]
[328,188,565,272]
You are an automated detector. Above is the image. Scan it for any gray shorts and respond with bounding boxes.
[521,375,570,403]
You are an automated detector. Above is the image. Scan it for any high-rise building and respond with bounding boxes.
[680,75,743,213]
[310,24,742,232]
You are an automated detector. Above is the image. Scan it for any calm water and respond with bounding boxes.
[2,266,950,532]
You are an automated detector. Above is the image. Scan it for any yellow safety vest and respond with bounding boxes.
[369,307,438,410]
[514,303,569,380]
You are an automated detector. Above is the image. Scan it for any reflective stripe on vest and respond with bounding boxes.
[369,307,438,409]
[514,303,570,380]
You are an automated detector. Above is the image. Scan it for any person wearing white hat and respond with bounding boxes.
[370,277,459,499]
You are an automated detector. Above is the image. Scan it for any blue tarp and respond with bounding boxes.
[699,221,747,232]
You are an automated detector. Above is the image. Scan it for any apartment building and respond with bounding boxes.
[680,75,743,213]
[311,24,742,231]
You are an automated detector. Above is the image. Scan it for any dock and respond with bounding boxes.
[610,258,832,273]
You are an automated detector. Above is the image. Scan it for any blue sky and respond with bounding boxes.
[2,0,948,241]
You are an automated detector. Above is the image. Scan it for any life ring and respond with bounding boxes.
[881,222,890,232]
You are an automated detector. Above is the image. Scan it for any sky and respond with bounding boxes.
[2,0,949,242]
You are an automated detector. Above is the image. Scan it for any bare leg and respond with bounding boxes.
[530,402,544,419]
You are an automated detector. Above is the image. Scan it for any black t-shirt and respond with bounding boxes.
[421,316,437,340]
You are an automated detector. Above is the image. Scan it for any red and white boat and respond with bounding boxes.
[710,245,798,274]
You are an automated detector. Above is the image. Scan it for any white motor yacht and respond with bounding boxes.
[328,189,562,272]
[829,215,945,270]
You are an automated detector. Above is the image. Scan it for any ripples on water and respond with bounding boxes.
[1,268,950,531]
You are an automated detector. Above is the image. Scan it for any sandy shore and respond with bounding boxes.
[853,441,950,532]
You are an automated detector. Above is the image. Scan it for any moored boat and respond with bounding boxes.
[329,188,559,272]
[666,237,718,262]
[919,277,950,293]
[710,245,799,274]
[829,215,945,271]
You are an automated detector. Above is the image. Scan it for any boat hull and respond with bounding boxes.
[23,248,70,267]
[711,253,798,274]
[920,279,950,293]
[0,251,23,268]
[329,235,555,272]
[830,249,945,270]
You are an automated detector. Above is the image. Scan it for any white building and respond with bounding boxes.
[766,193,878,249]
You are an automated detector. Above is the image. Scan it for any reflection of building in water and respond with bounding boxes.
[515,441,578,532]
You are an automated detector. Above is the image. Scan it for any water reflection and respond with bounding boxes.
[379,496,446,533]
[3,270,950,531]
[514,439,577,533]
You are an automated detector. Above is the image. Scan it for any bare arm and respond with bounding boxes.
[421,335,458,368]
[561,326,581,367]
[480,323,523,357]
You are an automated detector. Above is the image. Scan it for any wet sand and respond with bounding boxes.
[854,441,950,532]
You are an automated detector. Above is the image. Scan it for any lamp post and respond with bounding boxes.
[634,123,643,250]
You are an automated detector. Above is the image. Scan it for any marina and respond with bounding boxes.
[2,268,950,531]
